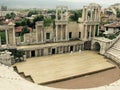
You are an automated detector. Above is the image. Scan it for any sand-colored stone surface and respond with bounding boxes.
[14,51,115,84]
[47,67,120,89]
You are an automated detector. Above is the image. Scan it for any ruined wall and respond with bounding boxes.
[68,22,79,40]
[44,26,54,42]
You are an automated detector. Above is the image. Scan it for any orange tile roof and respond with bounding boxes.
[104,22,120,28]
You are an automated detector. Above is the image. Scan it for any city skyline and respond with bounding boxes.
[0,0,120,9]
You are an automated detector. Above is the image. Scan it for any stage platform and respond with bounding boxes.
[14,51,115,84]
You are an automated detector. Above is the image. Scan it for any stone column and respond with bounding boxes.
[80,25,84,40]
[91,9,93,20]
[57,47,59,54]
[61,25,63,41]
[77,45,79,51]
[84,25,87,40]
[82,7,85,21]
[65,25,68,41]
[29,51,31,58]
[93,25,96,37]
[98,8,101,22]
[5,29,8,45]
[12,26,16,46]
[24,51,27,58]
[30,31,32,43]
[39,49,41,56]
[89,25,92,40]
[36,25,38,43]
[41,29,43,43]
[85,9,88,21]
[61,8,63,20]
[73,45,75,52]
[35,50,38,57]
[97,25,99,36]
[66,8,68,20]
[94,9,96,21]
[0,36,1,46]
[56,24,58,42]
[56,9,58,20]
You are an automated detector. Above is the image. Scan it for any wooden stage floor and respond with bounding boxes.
[14,51,115,84]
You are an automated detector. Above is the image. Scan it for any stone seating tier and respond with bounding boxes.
[105,38,120,65]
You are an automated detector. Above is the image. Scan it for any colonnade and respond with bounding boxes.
[83,25,98,41]
[80,3,101,41]
[24,44,84,58]
[55,6,68,42]
[82,4,101,22]
[0,25,16,46]
[55,24,68,42]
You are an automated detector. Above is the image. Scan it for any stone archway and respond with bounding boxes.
[93,42,101,51]
[91,37,112,55]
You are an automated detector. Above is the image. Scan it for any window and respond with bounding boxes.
[79,32,81,38]
[106,27,108,31]
[46,33,50,40]
[69,32,72,39]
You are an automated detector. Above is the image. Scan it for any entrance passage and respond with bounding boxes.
[31,50,35,57]
[93,42,101,51]
[52,48,56,54]
[84,41,91,50]
[70,46,73,51]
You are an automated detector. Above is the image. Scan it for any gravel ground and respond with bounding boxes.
[46,67,120,89]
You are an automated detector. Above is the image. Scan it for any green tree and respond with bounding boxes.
[10,12,16,19]
[33,15,44,28]
[47,10,56,14]
[116,9,120,18]
[15,21,22,27]
[5,14,11,19]
[33,15,44,22]
[21,26,30,36]
[0,31,6,44]
[21,19,28,26]
[44,17,52,27]
[69,10,82,22]
[5,12,16,19]
[8,49,25,62]
[51,15,56,20]
[15,19,32,28]
[27,10,38,17]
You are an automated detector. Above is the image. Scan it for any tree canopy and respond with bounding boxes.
[27,10,39,17]
[21,26,30,36]
[69,10,82,22]
[116,9,120,18]
[44,17,52,27]
[5,12,16,19]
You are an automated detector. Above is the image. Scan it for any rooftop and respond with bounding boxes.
[104,22,120,28]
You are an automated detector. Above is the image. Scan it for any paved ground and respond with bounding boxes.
[14,51,115,85]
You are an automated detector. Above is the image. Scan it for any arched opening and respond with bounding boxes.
[93,42,101,51]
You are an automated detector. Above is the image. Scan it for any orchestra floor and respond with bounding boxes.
[14,51,116,88]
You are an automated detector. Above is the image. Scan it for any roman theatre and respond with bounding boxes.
[0,3,120,90]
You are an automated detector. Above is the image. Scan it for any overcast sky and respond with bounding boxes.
[0,0,119,9]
